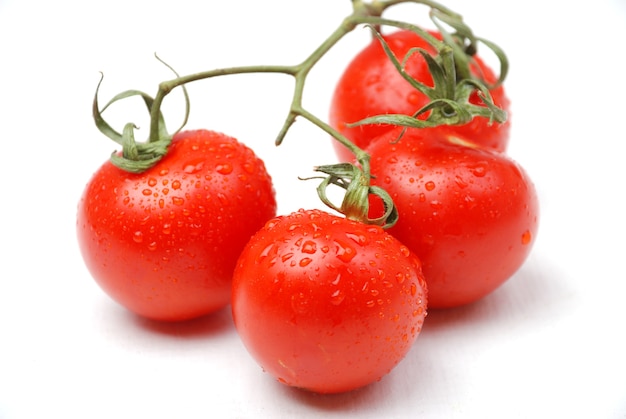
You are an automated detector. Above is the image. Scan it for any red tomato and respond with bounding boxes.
[77,129,277,321]
[232,208,428,394]
[329,29,510,161]
[368,127,538,308]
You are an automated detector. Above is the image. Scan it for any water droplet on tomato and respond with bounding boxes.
[162,223,172,235]
[469,162,488,177]
[257,243,275,263]
[148,242,157,251]
[395,272,405,284]
[172,180,181,190]
[407,91,422,106]
[296,240,315,256]
[216,163,233,175]
[299,258,312,267]
[410,282,417,297]
[334,239,356,263]
[148,178,157,187]
[454,175,468,189]
[132,231,143,243]
[217,193,228,206]
[521,230,532,245]
[172,197,185,206]
[330,289,345,306]
[346,233,368,246]
[243,161,256,174]
[399,246,410,258]
[142,189,152,196]
[425,181,436,191]
[291,292,308,314]
[365,300,376,308]
[413,306,424,317]
[184,161,205,174]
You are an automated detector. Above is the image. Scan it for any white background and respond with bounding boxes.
[1,1,625,418]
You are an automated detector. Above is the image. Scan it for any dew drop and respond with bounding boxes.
[521,230,532,245]
[142,189,152,196]
[301,240,317,254]
[172,197,185,206]
[216,163,233,175]
[171,180,181,190]
[243,162,256,174]
[334,239,356,263]
[299,257,312,267]
[291,292,308,314]
[148,178,157,187]
[469,162,488,177]
[257,243,275,263]
[365,300,376,308]
[346,233,368,246]
[162,223,172,235]
[410,282,417,297]
[407,91,422,106]
[425,181,436,191]
[455,175,468,189]
[184,161,205,174]
[132,231,143,243]
[399,246,410,258]
[217,193,228,206]
[148,242,157,251]
[395,272,405,285]
[330,289,345,306]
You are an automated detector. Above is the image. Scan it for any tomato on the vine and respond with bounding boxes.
[232,208,428,394]
[367,127,538,308]
[77,129,277,321]
[330,29,510,161]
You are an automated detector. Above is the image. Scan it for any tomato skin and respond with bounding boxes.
[232,209,427,394]
[77,129,277,321]
[368,127,538,308]
[330,29,510,161]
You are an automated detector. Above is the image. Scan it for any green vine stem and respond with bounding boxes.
[92,0,509,228]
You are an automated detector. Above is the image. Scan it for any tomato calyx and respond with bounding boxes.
[92,58,190,173]
[307,162,398,229]
[346,25,507,134]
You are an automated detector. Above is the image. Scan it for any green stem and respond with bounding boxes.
[95,0,508,226]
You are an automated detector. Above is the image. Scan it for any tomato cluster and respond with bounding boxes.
[330,29,538,309]
[77,3,538,396]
